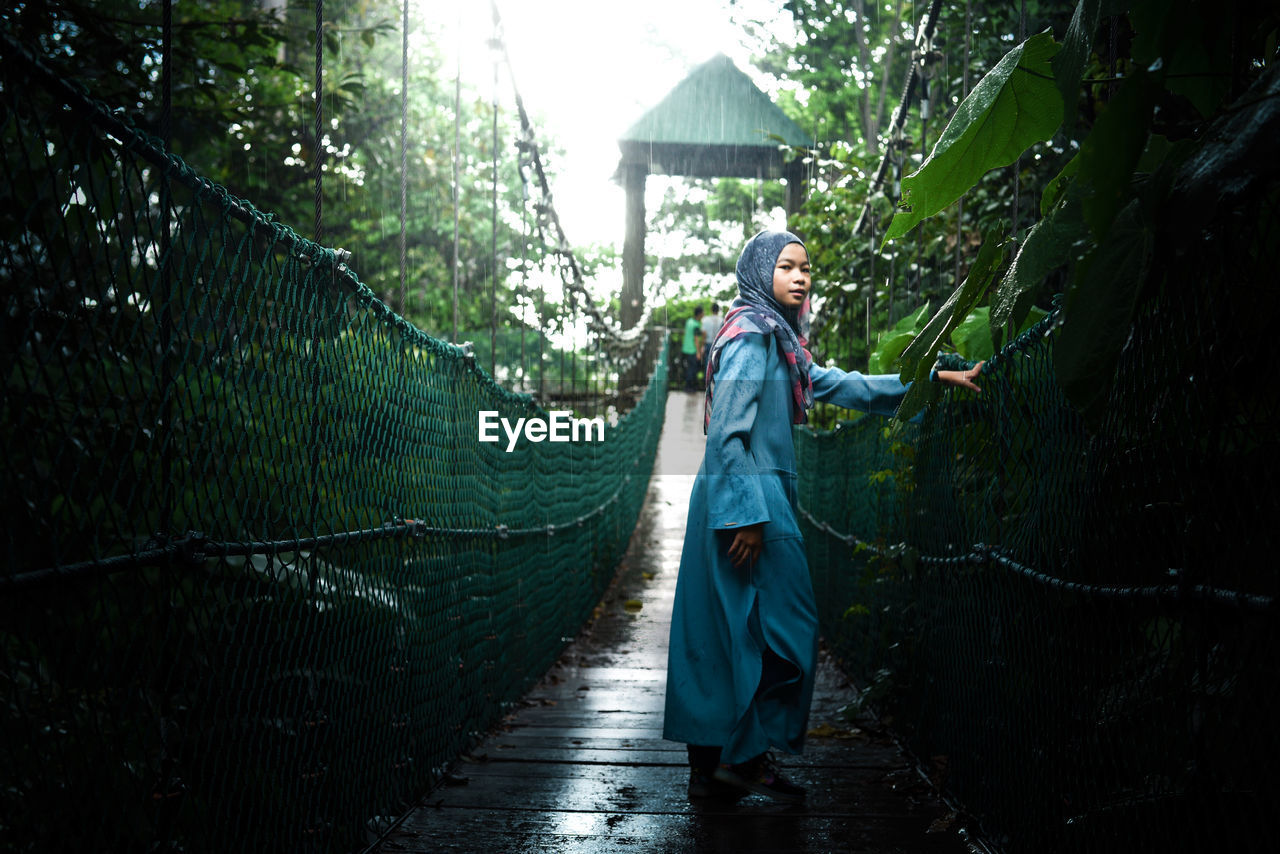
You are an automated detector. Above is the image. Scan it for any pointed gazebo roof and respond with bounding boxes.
[616,54,813,179]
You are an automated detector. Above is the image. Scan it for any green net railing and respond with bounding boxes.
[801,283,1278,850]
[0,38,667,853]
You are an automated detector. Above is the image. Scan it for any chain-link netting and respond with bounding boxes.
[0,38,667,854]
[800,259,1279,848]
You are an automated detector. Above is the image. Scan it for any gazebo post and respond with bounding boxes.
[621,162,648,389]
[621,163,647,329]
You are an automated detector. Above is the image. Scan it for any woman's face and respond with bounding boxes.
[771,242,811,309]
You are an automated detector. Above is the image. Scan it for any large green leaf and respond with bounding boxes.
[894,229,1009,422]
[883,31,1064,243]
[1076,70,1158,236]
[867,304,930,374]
[950,306,995,362]
[991,193,1089,333]
[1053,0,1129,129]
[1130,0,1232,119]
[899,228,1009,378]
[1041,152,1082,217]
[1054,199,1150,425]
[1053,0,1104,129]
[953,304,1049,362]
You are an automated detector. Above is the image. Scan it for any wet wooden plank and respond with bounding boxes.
[466,747,690,765]
[382,810,966,854]
[412,762,952,820]
[478,735,910,770]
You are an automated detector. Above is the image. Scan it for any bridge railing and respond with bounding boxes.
[800,280,1278,850]
[0,38,667,854]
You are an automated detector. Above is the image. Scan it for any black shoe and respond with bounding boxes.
[713,753,806,804]
[688,768,746,801]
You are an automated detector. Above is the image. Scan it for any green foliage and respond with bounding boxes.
[732,2,1081,379]
[858,0,1280,422]
[897,225,1010,420]
[992,188,1086,331]
[1052,0,1120,128]
[884,30,1065,242]
[867,303,929,374]
[644,176,780,304]
[1,0,557,349]
[755,0,917,147]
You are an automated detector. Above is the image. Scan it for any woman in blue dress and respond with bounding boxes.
[662,229,983,803]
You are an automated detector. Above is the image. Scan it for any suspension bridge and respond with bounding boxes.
[2,3,1278,853]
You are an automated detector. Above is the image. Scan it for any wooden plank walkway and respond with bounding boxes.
[375,391,986,853]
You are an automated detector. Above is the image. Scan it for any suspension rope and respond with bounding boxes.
[160,0,172,151]
[798,498,1274,613]
[866,210,877,368]
[1006,0,1029,345]
[159,0,175,540]
[308,0,327,561]
[451,12,461,344]
[399,0,409,315]
[799,300,1272,612]
[852,0,944,238]
[488,2,652,369]
[2,396,667,595]
[506,76,653,367]
[313,0,324,245]
[952,0,972,294]
[518,156,529,389]
[1011,4,1026,239]
[490,2,501,377]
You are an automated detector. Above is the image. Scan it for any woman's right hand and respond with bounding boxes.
[727,524,764,568]
[936,361,985,393]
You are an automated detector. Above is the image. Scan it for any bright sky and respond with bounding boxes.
[437,0,784,248]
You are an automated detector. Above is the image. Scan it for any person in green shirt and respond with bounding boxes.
[682,306,704,390]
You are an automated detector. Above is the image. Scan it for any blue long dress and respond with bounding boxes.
[662,331,909,764]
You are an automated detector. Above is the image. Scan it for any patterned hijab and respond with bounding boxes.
[703,229,814,432]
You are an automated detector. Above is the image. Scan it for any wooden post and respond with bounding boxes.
[621,161,647,389]
[621,163,647,328]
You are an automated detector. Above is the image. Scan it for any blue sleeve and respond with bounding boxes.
[704,335,770,531]
[809,363,909,418]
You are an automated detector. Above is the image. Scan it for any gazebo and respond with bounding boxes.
[614,53,814,328]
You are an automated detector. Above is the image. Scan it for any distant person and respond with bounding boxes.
[681,306,704,391]
[663,229,984,803]
[700,302,724,361]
